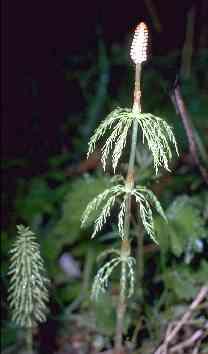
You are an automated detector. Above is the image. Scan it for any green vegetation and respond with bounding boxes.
[2,21,208,354]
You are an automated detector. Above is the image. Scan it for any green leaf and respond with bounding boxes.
[164,270,197,301]
[94,294,117,336]
[154,195,207,256]
[53,175,110,243]
[58,282,82,302]
[15,178,55,223]
[169,227,184,257]
[164,261,208,301]
[43,175,111,270]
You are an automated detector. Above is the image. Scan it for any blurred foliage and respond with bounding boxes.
[43,174,110,276]
[164,260,208,301]
[93,294,117,336]
[155,194,207,257]
[53,175,110,244]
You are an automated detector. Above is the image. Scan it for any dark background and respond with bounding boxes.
[3,0,205,161]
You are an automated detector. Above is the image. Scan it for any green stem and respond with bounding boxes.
[26,327,33,354]
[114,261,127,351]
[114,63,142,353]
[137,221,144,300]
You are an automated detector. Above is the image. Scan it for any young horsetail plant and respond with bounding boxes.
[81,22,178,351]
[8,225,50,353]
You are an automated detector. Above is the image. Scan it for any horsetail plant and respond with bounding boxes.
[8,225,50,353]
[81,22,179,351]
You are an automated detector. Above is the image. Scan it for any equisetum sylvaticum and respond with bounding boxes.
[81,21,178,350]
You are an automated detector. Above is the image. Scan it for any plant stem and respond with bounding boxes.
[115,259,127,352]
[180,4,195,79]
[171,83,208,184]
[26,327,33,354]
[137,221,144,300]
[114,63,142,353]
[132,216,144,299]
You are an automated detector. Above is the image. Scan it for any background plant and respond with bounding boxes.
[8,225,50,353]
